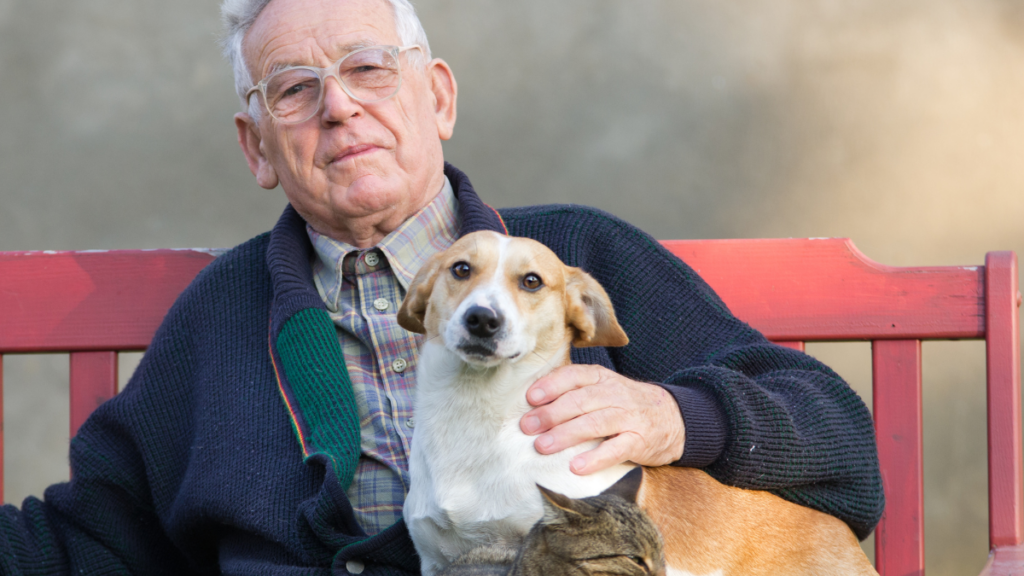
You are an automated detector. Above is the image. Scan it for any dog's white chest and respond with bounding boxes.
[403,343,632,575]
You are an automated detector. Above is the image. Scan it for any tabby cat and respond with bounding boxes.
[438,468,666,576]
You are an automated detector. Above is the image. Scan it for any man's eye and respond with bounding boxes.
[275,79,318,102]
[283,83,307,97]
[451,262,471,279]
[521,273,543,291]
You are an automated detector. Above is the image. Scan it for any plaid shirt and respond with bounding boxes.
[308,180,460,535]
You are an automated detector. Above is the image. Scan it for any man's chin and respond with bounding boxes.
[327,173,403,215]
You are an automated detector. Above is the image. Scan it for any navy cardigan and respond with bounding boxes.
[0,164,883,576]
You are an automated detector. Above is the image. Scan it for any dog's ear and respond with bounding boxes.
[397,254,444,334]
[565,267,629,348]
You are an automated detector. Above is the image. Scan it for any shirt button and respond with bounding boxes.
[364,252,380,267]
[346,559,365,574]
[407,418,415,428]
[373,298,390,311]
[392,358,408,373]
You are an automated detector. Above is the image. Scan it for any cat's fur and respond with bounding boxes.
[439,468,666,576]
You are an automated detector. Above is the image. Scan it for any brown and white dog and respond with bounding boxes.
[398,231,877,576]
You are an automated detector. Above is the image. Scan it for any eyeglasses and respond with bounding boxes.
[245,45,422,124]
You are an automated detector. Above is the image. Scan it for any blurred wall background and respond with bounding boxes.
[2,0,1023,574]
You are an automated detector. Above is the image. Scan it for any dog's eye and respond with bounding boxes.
[451,261,471,279]
[521,273,543,291]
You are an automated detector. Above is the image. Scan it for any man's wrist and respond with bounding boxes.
[652,382,728,468]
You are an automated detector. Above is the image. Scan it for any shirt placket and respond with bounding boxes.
[356,251,416,467]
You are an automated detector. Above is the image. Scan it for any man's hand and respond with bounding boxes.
[519,365,685,475]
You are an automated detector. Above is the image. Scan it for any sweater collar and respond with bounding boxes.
[443,161,508,236]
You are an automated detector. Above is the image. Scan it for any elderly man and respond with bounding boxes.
[0,0,882,574]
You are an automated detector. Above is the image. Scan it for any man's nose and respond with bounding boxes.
[319,76,362,123]
[464,306,504,338]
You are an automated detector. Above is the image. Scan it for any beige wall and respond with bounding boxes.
[2,1,1023,574]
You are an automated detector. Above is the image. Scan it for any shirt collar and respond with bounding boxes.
[307,177,460,310]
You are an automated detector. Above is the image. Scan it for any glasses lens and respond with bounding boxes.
[259,47,404,123]
[265,69,322,122]
[339,48,401,102]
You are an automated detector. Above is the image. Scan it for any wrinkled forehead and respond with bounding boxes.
[244,0,398,79]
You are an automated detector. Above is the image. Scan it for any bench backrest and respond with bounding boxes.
[0,239,1020,576]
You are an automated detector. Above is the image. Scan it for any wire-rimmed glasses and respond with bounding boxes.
[245,45,422,124]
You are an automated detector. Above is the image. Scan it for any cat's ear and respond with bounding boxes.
[538,484,595,524]
[599,467,643,503]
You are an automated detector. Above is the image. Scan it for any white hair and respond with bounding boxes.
[220,0,432,118]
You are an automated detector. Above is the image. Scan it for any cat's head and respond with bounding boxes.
[534,468,666,576]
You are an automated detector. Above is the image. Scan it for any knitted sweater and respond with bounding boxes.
[0,164,883,576]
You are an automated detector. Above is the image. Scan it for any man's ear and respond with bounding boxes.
[397,254,444,334]
[234,112,279,189]
[565,267,629,348]
[426,58,457,141]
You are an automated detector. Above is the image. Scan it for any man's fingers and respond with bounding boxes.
[519,366,686,469]
[526,365,604,406]
[570,433,643,475]
[521,378,629,435]
[532,406,630,455]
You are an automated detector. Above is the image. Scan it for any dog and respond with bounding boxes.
[398,230,877,576]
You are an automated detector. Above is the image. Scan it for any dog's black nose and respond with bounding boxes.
[464,306,503,338]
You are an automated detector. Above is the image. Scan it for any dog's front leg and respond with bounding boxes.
[407,510,466,576]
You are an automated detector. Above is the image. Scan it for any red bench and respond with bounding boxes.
[0,239,1020,576]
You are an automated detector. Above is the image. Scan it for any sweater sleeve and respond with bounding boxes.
[0,416,199,575]
[503,205,884,541]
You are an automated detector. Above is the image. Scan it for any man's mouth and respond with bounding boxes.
[332,144,380,164]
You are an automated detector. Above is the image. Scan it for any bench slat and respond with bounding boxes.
[0,250,217,353]
[985,252,1024,547]
[979,543,1024,575]
[69,352,118,438]
[664,238,985,341]
[873,339,925,576]
[1,354,4,503]
[771,340,805,352]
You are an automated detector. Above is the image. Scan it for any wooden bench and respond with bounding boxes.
[0,239,1020,576]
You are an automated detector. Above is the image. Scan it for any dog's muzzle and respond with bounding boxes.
[464,306,503,338]
[455,305,505,358]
